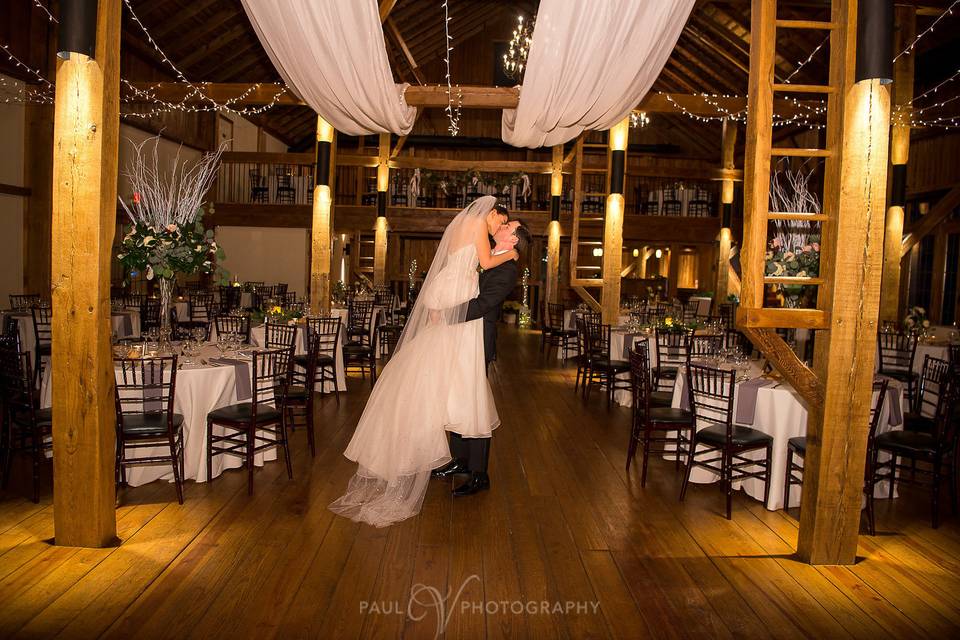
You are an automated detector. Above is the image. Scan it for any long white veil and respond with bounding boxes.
[329,196,498,527]
[394,195,497,354]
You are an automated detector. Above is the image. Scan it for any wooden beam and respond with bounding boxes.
[798,0,892,565]
[901,184,960,256]
[176,23,249,70]
[310,117,334,314]
[374,133,390,285]
[379,0,399,22]
[545,145,563,305]
[385,17,425,85]
[880,5,916,322]
[125,82,306,106]
[717,119,737,303]
[572,286,602,312]
[601,118,629,324]
[51,0,120,548]
[390,135,407,158]
[0,183,31,197]
[740,328,824,405]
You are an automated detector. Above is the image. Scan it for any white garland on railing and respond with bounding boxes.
[118,135,226,228]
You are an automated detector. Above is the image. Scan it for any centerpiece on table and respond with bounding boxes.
[904,306,930,337]
[117,136,229,331]
[764,161,821,309]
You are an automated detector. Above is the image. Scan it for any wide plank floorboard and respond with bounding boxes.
[1,328,958,638]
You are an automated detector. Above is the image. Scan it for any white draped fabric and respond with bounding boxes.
[502,0,696,148]
[240,0,416,135]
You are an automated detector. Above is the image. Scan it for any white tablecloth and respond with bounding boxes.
[2,309,139,356]
[670,364,906,510]
[40,345,279,487]
[688,296,712,317]
[247,322,346,392]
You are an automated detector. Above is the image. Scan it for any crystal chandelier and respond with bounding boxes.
[630,111,650,128]
[502,14,534,81]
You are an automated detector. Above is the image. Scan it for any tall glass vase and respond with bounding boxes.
[158,277,174,331]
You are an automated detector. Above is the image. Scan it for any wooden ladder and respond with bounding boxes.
[737,0,854,405]
[568,133,612,309]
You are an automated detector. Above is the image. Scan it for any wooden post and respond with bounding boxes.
[797,0,892,565]
[51,0,121,548]
[716,119,737,302]
[601,117,629,324]
[309,115,334,314]
[374,132,390,287]
[879,5,915,323]
[545,145,563,305]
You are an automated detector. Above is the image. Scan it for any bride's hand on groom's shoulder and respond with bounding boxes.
[508,249,519,261]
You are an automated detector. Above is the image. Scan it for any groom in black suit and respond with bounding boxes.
[433,214,531,496]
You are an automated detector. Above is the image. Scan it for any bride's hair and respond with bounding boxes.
[494,203,509,218]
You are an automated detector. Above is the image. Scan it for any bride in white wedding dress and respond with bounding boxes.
[329,196,518,527]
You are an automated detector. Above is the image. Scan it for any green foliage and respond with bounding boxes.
[117,211,228,285]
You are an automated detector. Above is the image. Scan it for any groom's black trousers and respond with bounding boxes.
[449,433,490,474]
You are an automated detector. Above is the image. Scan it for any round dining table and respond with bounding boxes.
[40,344,279,487]
[668,361,907,511]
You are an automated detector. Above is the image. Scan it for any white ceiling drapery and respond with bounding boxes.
[502,0,696,148]
[240,0,417,136]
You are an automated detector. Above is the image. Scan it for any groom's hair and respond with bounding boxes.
[512,223,531,255]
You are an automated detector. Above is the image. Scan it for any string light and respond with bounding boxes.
[783,34,829,84]
[31,0,57,23]
[441,0,461,136]
[893,0,958,62]
[121,0,287,116]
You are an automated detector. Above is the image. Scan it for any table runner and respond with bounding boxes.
[735,378,775,425]
[113,312,134,337]
[210,358,252,401]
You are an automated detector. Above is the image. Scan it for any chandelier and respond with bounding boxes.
[630,111,650,128]
[502,14,534,81]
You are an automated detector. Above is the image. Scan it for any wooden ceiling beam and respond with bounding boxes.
[153,0,222,41]
[673,38,744,94]
[385,16,426,85]
[197,38,261,80]
[176,23,250,70]
[122,82,821,119]
[379,0,400,22]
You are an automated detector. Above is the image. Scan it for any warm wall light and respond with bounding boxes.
[593,247,603,257]
[609,118,630,152]
[317,117,334,143]
[632,248,639,258]
[655,248,663,259]
[377,163,390,193]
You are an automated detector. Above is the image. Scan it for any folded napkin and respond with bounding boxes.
[735,377,775,426]
[113,312,134,337]
[622,333,643,359]
[143,362,163,412]
[874,376,904,426]
[210,358,252,401]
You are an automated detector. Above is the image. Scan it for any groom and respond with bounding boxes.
[434,211,531,496]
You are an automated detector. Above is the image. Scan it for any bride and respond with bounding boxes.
[329,196,517,527]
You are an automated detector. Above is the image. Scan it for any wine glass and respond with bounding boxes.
[191,326,207,345]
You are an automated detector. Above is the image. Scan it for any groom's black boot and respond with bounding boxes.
[432,458,469,479]
[453,472,490,497]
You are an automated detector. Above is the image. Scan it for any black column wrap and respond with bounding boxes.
[315,141,331,187]
[890,164,907,207]
[58,0,98,59]
[550,195,560,221]
[377,191,387,218]
[855,0,894,84]
[610,150,626,195]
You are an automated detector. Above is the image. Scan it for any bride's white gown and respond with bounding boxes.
[329,241,499,527]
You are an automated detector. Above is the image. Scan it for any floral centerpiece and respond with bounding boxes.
[904,306,930,335]
[764,161,822,309]
[264,304,304,326]
[117,136,228,328]
[655,315,700,334]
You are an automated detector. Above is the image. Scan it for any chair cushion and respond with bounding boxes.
[293,354,310,368]
[379,324,403,332]
[315,354,335,366]
[592,358,629,372]
[120,412,184,436]
[903,412,935,434]
[649,391,673,408]
[36,344,51,356]
[285,385,309,401]
[207,403,281,424]
[697,424,773,447]
[14,407,52,427]
[654,366,678,379]
[882,370,918,382]
[787,436,807,454]
[343,344,372,356]
[648,407,693,424]
[875,430,937,457]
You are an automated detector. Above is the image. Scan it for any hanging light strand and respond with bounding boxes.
[441,0,461,136]
[783,34,829,84]
[893,0,959,62]
[31,0,57,23]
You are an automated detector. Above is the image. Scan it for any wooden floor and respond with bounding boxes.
[1,328,959,639]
